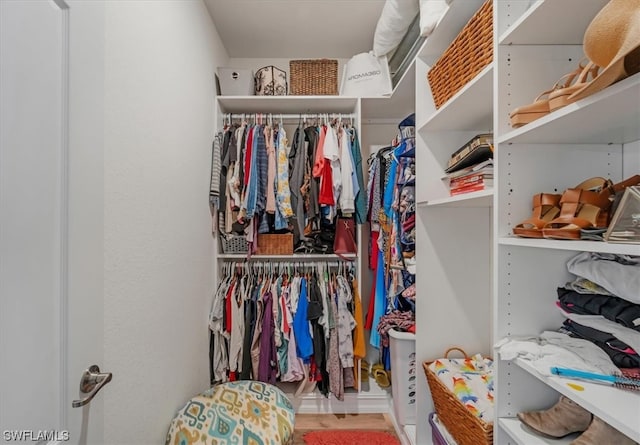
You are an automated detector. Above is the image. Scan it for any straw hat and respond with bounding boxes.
[569,0,640,102]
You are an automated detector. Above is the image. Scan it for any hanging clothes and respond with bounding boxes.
[210,261,359,400]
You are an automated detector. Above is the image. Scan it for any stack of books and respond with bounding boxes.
[445,133,493,174]
[445,159,494,196]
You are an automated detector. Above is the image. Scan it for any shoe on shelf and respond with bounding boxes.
[570,416,638,445]
[548,62,600,112]
[569,0,640,103]
[517,395,592,438]
[509,60,589,128]
[542,175,640,240]
[509,89,554,128]
[513,192,562,238]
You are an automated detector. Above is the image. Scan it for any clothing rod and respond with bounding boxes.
[223,113,355,120]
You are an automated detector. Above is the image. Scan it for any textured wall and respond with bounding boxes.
[103,2,227,442]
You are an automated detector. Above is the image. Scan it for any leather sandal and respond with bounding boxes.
[509,61,590,128]
[548,62,600,112]
[542,175,640,240]
[509,89,554,128]
[513,193,562,238]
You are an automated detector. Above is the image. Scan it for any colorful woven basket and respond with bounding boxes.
[423,347,493,445]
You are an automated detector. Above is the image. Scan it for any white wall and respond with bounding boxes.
[102,1,228,442]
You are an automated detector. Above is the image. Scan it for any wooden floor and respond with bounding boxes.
[292,413,397,444]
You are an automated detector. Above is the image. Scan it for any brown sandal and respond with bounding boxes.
[548,62,600,112]
[542,175,640,240]
[509,89,553,128]
[509,61,589,128]
[513,193,562,238]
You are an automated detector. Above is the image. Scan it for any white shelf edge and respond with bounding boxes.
[498,236,640,256]
[218,253,358,260]
[402,424,416,445]
[499,417,579,445]
[497,73,640,145]
[418,63,493,132]
[418,0,486,61]
[390,57,416,99]
[513,358,640,443]
[497,0,609,46]
[217,95,360,113]
[498,0,544,45]
[418,189,493,207]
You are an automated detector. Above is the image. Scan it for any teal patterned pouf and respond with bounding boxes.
[165,380,295,445]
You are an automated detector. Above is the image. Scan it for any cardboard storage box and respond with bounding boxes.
[217,68,254,96]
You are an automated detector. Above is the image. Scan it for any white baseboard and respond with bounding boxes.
[287,390,391,414]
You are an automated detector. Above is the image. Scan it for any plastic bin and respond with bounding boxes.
[389,328,416,426]
[429,412,457,445]
[217,68,254,96]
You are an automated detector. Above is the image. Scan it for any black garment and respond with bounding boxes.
[209,330,215,384]
[238,126,247,190]
[307,274,329,396]
[557,287,640,332]
[288,127,307,245]
[304,126,320,222]
[562,319,640,368]
[218,127,233,217]
[254,125,267,216]
[240,288,257,380]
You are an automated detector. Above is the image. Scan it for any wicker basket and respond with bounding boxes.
[290,59,338,95]
[423,347,493,445]
[427,0,493,109]
[256,233,293,255]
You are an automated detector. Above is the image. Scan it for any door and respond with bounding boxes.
[1,1,106,443]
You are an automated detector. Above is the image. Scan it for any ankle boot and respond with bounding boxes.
[517,396,592,438]
[571,417,638,445]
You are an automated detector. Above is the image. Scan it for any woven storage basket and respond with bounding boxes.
[427,0,493,109]
[423,347,493,445]
[290,59,338,95]
[220,233,249,254]
[256,233,293,255]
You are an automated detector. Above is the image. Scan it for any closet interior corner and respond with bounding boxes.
[207,1,640,444]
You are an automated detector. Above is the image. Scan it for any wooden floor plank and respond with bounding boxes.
[294,413,392,430]
[292,413,397,444]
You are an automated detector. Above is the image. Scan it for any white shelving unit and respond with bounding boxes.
[413,2,493,444]
[213,94,394,414]
[493,2,640,445]
[406,1,640,444]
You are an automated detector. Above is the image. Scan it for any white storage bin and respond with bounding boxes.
[389,328,416,426]
[217,68,254,96]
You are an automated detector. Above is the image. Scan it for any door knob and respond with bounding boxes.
[72,365,112,408]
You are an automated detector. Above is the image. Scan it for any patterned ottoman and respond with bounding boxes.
[165,380,295,445]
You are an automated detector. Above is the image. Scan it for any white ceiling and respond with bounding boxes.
[203,0,386,59]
